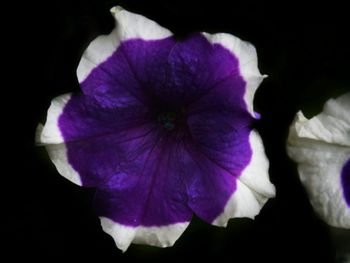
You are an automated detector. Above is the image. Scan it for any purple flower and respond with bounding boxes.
[287,92,350,228]
[37,6,275,251]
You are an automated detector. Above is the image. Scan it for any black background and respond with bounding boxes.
[5,0,350,261]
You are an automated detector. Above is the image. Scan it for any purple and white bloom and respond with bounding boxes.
[287,92,350,228]
[37,6,275,251]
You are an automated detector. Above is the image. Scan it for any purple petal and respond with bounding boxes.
[187,74,253,172]
[165,33,242,105]
[58,94,153,186]
[203,32,265,116]
[80,37,177,108]
[183,142,240,223]
[93,137,193,226]
[93,135,243,225]
[184,76,253,222]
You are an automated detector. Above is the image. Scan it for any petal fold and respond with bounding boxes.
[212,130,275,226]
[287,93,350,228]
[291,95,350,147]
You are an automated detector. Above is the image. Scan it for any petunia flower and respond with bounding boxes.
[287,92,350,228]
[37,6,275,251]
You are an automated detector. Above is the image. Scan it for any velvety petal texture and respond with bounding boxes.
[287,92,350,228]
[37,6,275,251]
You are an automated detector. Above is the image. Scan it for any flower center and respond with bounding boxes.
[158,111,177,130]
[157,107,187,132]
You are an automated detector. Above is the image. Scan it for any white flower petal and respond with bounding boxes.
[99,217,190,252]
[213,130,275,226]
[36,93,82,186]
[239,130,276,199]
[36,93,71,145]
[203,33,265,116]
[77,6,173,83]
[212,180,262,226]
[291,94,350,147]
[288,141,350,227]
[110,6,172,41]
[76,31,119,84]
[45,143,82,186]
[287,92,350,228]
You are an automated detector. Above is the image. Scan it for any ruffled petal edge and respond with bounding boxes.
[202,32,265,117]
[287,93,350,228]
[212,130,275,226]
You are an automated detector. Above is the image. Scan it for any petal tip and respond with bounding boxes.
[45,143,83,186]
[99,217,135,252]
[296,111,307,121]
[253,111,262,120]
[110,6,124,14]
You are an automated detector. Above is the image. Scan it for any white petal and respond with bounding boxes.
[36,93,71,145]
[99,217,190,252]
[110,6,172,41]
[239,130,276,199]
[288,141,350,228]
[291,94,350,147]
[212,130,275,226]
[77,6,172,83]
[76,31,119,84]
[287,93,350,228]
[212,180,262,226]
[36,93,82,186]
[202,33,265,116]
[45,143,82,186]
